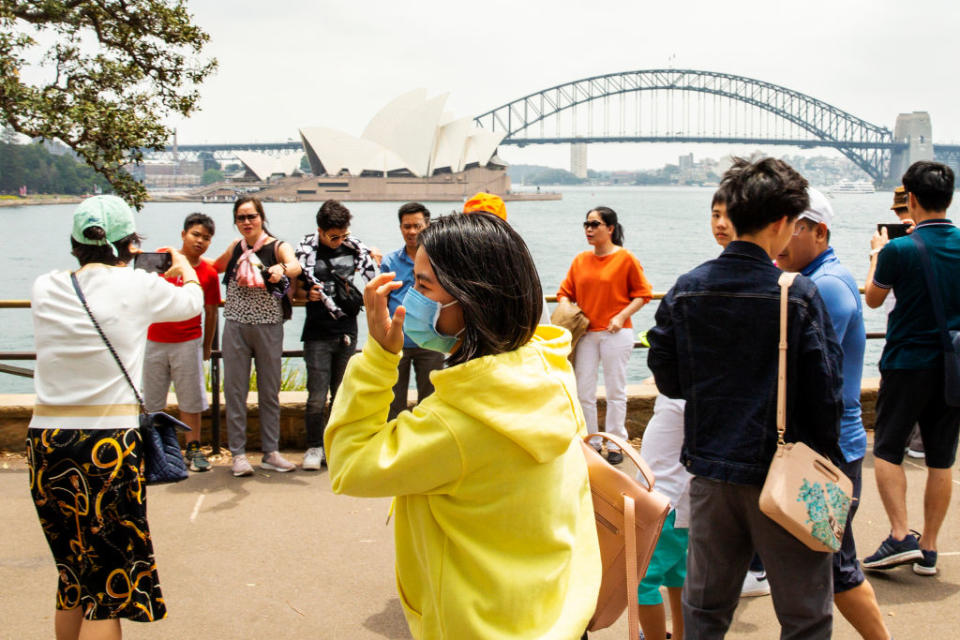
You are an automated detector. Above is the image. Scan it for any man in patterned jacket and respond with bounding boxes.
[293,199,378,470]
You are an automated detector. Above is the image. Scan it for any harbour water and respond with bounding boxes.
[1,185,896,393]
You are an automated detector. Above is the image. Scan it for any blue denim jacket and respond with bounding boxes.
[648,241,844,485]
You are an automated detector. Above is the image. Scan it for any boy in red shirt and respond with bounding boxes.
[143,213,222,471]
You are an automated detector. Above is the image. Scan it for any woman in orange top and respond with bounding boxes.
[557,206,652,465]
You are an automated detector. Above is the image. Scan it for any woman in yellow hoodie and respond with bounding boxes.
[325,213,601,639]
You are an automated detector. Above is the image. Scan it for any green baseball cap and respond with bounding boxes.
[71,196,136,255]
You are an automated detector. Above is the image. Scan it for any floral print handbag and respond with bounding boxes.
[758,272,853,553]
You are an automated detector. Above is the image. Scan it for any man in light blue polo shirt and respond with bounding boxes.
[381,202,445,419]
[777,188,889,640]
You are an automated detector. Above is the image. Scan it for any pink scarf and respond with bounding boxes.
[235,233,269,288]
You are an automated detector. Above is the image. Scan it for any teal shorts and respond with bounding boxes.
[637,510,689,605]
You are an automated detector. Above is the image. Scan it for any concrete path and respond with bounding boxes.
[1,443,957,639]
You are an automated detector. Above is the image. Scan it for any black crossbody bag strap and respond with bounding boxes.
[911,233,956,354]
[70,271,147,413]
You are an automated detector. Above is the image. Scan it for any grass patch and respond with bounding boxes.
[203,358,307,392]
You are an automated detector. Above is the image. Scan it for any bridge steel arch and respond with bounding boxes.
[474,70,894,183]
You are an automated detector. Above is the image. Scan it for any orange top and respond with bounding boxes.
[557,249,652,331]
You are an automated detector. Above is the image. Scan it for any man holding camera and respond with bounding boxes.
[143,213,221,472]
[294,200,378,470]
[863,161,960,577]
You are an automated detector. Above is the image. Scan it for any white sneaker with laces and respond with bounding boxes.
[740,570,771,597]
[232,454,254,477]
[302,447,324,471]
[261,451,296,473]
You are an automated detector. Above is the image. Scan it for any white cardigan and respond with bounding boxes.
[30,265,204,430]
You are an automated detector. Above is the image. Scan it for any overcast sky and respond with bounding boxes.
[164,0,960,171]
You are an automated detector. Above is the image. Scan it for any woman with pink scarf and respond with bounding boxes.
[212,196,302,477]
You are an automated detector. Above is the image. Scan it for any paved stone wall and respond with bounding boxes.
[0,380,879,452]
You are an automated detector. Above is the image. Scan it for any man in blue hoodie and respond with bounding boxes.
[648,157,843,639]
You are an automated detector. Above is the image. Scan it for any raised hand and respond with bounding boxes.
[365,272,405,354]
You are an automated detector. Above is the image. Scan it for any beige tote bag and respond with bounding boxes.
[550,299,590,351]
[582,433,670,640]
[758,272,853,553]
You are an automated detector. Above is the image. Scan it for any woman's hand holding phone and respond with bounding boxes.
[365,272,405,354]
[163,248,198,283]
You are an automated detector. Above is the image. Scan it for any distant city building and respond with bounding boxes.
[571,142,588,179]
[678,153,694,171]
[131,160,204,189]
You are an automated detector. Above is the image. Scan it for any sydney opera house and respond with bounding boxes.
[252,90,516,202]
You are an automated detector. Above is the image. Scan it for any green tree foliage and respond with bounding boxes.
[0,1,216,208]
[0,141,112,194]
[201,167,223,185]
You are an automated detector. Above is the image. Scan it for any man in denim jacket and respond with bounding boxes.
[648,157,843,640]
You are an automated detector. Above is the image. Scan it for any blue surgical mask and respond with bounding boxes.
[402,287,462,353]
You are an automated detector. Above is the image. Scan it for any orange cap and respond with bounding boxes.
[463,192,507,221]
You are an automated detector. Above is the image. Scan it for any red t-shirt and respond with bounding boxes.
[147,260,222,343]
[557,249,652,331]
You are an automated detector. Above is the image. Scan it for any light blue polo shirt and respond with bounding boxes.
[803,247,867,462]
[381,246,417,349]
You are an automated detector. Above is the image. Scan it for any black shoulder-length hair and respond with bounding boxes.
[418,213,543,366]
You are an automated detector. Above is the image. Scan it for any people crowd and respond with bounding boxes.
[25,159,960,639]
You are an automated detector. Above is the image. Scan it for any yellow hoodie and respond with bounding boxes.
[326,325,601,639]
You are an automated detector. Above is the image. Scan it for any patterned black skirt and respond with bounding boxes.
[26,428,167,622]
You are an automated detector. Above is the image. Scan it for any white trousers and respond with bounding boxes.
[573,328,634,450]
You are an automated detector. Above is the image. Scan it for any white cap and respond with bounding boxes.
[799,188,834,229]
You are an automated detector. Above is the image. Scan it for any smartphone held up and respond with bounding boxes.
[134,252,173,273]
[877,223,910,240]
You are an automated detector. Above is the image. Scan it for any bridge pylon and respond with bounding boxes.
[888,112,934,186]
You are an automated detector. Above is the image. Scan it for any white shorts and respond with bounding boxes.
[142,338,209,413]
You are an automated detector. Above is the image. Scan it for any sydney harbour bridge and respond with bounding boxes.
[172,69,960,186]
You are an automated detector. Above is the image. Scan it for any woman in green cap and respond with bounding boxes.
[27,195,203,639]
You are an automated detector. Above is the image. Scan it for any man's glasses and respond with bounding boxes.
[327,231,350,242]
[583,220,604,229]
[235,214,259,222]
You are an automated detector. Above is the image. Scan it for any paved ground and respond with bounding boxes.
[1,441,957,639]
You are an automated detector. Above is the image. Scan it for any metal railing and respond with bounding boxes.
[0,293,887,453]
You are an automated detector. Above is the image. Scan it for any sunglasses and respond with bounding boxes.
[235,214,259,222]
[583,220,605,229]
[326,231,350,242]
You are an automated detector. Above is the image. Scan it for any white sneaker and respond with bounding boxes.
[232,454,254,477]
[260,451,296,473]
[740,570,771,597]
[302,447,324,471]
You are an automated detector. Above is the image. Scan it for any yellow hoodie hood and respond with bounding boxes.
[325,324,601,640]
[430,324,585,463]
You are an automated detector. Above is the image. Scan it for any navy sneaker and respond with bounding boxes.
[862,531,923,570]
[606,450,623,465]
[913,550,938,576]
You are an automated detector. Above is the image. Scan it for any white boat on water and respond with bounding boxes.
[827,179,875,195]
